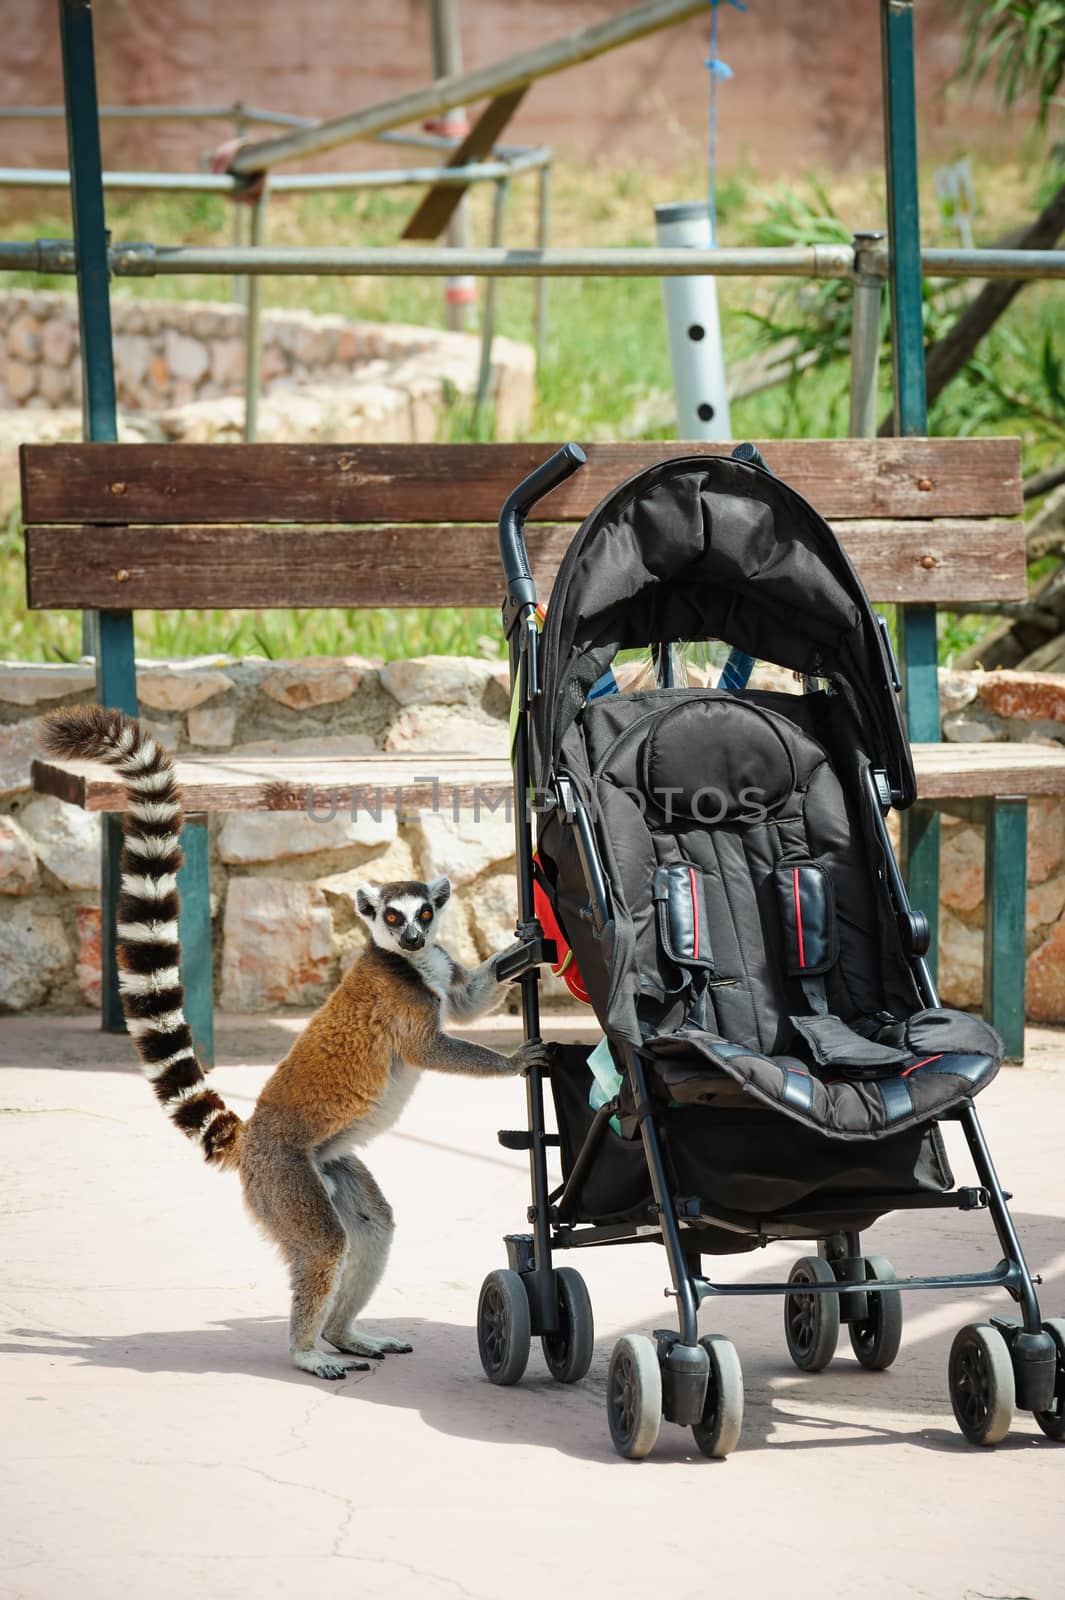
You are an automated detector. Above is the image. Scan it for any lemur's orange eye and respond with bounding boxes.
[384,911,401,925]
[419,908,433,922]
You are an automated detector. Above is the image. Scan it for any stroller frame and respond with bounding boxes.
[482,443,1061,1458]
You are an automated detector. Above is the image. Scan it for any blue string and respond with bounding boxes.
[706,0,746,245]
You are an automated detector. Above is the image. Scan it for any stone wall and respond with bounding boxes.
[0,290,534,511]
[4,658,1065,1020]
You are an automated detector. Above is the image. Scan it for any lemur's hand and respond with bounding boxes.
[510,1038,554,1074]
[491,938,525,980]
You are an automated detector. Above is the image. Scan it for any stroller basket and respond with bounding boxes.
[475,441,1062,1461]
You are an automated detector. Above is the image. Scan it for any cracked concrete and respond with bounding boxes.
[0,1012,1063,1600]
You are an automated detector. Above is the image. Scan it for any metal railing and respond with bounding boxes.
[0,103,554,436]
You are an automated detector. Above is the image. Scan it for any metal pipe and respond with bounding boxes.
[228,0,710,175]
[535,161,552,364]
[429,0,476,333]
[243,185,268,443]
[107,243,863,278]
[4,236,1063,284]
[0,103,318,127]
[473,177,510,429]
[921,247,1065,280]
[848,230,885,438]
[0,152,550,194]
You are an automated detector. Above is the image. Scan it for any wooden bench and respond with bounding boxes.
[21,436,1059,1062]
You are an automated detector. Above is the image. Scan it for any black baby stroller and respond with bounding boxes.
[479,442,1065,1460]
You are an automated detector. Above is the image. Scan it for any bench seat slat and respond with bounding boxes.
[25,517,1027,609]
[19,438,1023,525]
[31,742,1065,814]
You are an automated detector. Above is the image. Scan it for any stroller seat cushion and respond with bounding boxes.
[641,696,798,821]
[648,1006,1002,1140]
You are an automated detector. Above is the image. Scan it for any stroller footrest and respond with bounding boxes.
[497,1129,561,1150]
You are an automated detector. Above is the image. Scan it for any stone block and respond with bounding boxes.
[1027,878,1065,938]
[19,795,101,891]
[220,876,334,1010]
[38,364,73,407]
[164,329,209,386]
[4,359,36,401]
[319,838,418,915]
[381,655,499,708]
[113,333,152,388]
[977,671,1065,725]
[187,704,238,748]
[936,908,984,1011]
[136,665,233,712]
[210,338,245,389]
[40,317,76,367]
[75,904,102,1007]
[0,662,95,708]
[942,712,998,743]
[468,868,519,958]
[259,656,375,710]
[1026,915,1065,1022]
[1029,797,1065,883]
[409,803,514,889]
[0,720,42,800]
[7,313,40,361]
[938,668,979,716]
[218,803,396,865]
[384,706,507,757]
[0,904,70,1010]
[940,825,985,917]
[0,816,37,895]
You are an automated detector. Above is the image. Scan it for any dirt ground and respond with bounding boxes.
[1,1011,1063,1600]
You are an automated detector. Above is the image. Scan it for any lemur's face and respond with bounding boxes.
[355,876,451,955]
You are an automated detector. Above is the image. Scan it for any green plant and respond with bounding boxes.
[954,0,1065,125]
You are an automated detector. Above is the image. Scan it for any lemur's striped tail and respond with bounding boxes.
[39,706,243,1170]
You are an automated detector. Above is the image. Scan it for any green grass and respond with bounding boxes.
[1,152,1060,664]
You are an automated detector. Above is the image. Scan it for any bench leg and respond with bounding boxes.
[901,801,940,981]
[176,815,215,1069]
[983,797,1027,1064]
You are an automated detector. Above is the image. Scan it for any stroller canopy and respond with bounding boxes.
[535,454,917,808]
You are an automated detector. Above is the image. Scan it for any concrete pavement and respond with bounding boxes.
[1,1012,1063,1600]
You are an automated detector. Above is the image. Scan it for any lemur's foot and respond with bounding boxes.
[325,1326,413,1358]
[292,1347,372,1380]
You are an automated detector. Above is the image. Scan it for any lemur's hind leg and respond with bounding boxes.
[242,1137,371,1380]
[320,1154,412,1358]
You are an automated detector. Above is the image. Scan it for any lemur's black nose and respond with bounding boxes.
[400,929,424,950]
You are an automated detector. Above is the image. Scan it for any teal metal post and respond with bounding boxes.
[59,0,134,1036]
[984,799,1027,1061]
[177,817,215,1066]
[880,0,940,976]
[58,1,215,1062]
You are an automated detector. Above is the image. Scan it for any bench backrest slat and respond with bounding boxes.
[20,438,1022,525]
[24,516,1026,610]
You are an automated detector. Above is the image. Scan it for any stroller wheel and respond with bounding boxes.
[607,1334,662,1460]
[784,1255,841,1372]
[691,1334,744,1459]
[848,1255,904,1371]
[1033,1318,1065,1441]
[541,1267,595,1384]
[948,1323,1015,1446]
[477,1269,531,1387]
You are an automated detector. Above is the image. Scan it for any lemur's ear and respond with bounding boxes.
[427,875,452,910]
[355,886,380,920]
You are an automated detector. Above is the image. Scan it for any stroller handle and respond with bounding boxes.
[499,442,587,606]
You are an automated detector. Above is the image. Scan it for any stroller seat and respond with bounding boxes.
[565,684,1002,1138]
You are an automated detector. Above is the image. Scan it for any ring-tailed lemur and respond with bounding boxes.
[40,706,547,1380]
